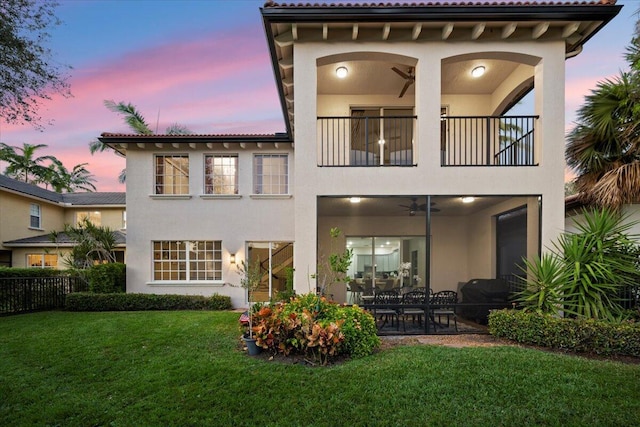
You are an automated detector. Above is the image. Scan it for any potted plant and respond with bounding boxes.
[237,259,263,355]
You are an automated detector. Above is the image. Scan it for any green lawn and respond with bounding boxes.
[1,311,638,426]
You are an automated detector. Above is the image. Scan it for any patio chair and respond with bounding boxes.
[431,290,458,332]
[401,290,428,332]
[373,290,401,331]
[347,281,364,305]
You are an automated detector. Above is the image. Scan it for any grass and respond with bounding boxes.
[1,311,639,426]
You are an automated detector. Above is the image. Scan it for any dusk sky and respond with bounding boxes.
[0,0,638,192]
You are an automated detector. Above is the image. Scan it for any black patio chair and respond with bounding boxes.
[373,290,401,331]
[431,290,458,332]
[401,290,429,332]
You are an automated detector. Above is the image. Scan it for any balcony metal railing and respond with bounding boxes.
[317,116,417,167]
[442,116,539,166]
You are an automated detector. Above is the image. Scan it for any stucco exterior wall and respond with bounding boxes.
[0,191,65,250]
[125,147,294,308]
[293,40,566,290]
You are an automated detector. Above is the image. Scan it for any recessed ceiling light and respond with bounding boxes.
[349,197,361,204]
[462,196,475,203]
[471,66,485,78]
[336,66,348,78]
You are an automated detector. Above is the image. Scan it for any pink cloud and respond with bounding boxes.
[0,24,285,191]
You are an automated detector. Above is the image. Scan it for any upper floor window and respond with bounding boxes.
[27,253,57,268]
[122,211,126,229]
[253,154,288,195]
[76,211,101,226]
[205,154,238,195]
[29,204,41,229]
[152,240,222,281]
[155,155,189,195]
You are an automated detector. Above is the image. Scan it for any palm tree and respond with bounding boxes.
[0,142,57,183]
[566,19,640,209]
[90,100,192,183]
[42,160,96,192]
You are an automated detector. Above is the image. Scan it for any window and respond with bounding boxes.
[253,154,288,195]
[27,254,57,268]
[122,211,126,229]
[29,204,41,228]
[76,211,101,226]
[205,154,238,194]
[153,240,222,281]
[155,155,189,195]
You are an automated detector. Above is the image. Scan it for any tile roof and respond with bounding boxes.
[0,174,125,205]
[62,192,125,205]
[3,230,126,246]
[263,1,617,7]
[0,174,62,203]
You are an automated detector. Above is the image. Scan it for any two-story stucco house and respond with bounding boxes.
[99,1,621,311]
[0,175,126,268]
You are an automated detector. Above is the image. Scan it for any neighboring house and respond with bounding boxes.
[565,194,640,235]
[99,2,621,309]
[0,175,126,268]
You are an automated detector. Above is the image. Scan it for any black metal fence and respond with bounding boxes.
[0,276,87,316]
[317,115,416,166]
[442,116,538,166]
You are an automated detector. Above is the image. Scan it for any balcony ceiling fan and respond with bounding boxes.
[398,198,439,216]
[391,66,415,98]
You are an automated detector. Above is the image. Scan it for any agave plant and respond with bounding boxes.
[516,253,567,314]
[557,208,640,320]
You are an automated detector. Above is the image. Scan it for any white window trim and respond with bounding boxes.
[151,240,223,283]
[29,203,42,230]
[250,194,292,200]
[154,154,190,196]
[199,194,242,200]
[149,194,193,200]
[203,153,239,196]
[253,153,290,196]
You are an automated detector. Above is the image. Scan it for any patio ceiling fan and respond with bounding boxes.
[391,67,415,98]
[398,198,439,216]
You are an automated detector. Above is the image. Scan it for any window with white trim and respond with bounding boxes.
[204,154,238,194]
[253,154,288,195]
[122,211,126,229]
[152,240,222,281]
[27,254,57,268]
[76,211,102,226]
[155,155,189,195]
[29,204,41,228]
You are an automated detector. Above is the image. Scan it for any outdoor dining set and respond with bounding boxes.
[348,283,459,333]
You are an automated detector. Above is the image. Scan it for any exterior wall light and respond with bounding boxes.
[471,66,485,78]
[336,66,348,78]
[230,253,236,264]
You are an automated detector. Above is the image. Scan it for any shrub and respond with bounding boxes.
[251,293,380,364]
[87,263,126,293]
[65,293,232,311]
[488,309,640,357]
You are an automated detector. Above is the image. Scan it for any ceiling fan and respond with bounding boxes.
[391,66,415,98]
[398,198,440,216]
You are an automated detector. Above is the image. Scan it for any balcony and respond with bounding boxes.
[442,116,539,167]
[317,115,538,167]
[317,115,417,167]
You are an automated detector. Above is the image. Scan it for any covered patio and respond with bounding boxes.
[317,194,539,334]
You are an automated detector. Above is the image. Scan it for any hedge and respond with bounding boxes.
[87,263,126,293]
[65,292,232,311]
[488,309,640,357]
[0,267,67,278]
